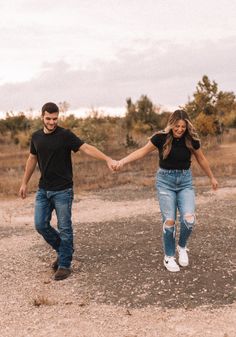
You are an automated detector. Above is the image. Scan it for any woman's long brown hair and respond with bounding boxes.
[159,110,200,159]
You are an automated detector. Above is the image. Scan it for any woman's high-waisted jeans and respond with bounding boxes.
[156,168,195,257]
[34,188,74,269]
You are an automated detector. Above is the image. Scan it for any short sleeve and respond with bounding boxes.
[150,133,166,149]
[66,130,84,152]
[192,139,200,150]
[30,138,37,155]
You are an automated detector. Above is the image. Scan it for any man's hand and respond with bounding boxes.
[19,184,27,199]
[111,159,125,172]
[19,154,37,198]
[106,158,119,172]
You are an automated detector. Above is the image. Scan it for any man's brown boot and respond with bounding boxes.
[51,258,59,271]
[54,267,71,281]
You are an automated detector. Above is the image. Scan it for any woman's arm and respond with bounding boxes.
[192,148,218,190]
[117,141,157,169]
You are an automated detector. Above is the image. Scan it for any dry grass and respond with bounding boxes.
[33,295,57,307]
[192,144,236,177]
[0,131,236,197]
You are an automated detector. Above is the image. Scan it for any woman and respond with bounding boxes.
[114,110,218,272]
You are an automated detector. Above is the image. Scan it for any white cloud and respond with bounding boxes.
[0,37,235,112]
[0,1,236,112]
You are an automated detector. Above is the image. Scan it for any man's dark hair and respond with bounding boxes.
[41,102,59,116]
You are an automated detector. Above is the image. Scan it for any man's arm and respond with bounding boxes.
[79,143,117,171]
[19,154,38,198]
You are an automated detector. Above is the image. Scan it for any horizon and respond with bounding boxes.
[0,103,178,120]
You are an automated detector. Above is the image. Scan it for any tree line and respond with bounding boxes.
[0,75,236,149]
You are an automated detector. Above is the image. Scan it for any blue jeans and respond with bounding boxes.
[34,188,74,269]
[156,168,195,257]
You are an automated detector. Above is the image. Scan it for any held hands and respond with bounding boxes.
[106,158,125,172]
[112,159,125,172]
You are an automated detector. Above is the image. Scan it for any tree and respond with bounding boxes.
[194,113,216,136]
[3,112,31,138]
[184,75,236,136]
[184,75,218,120]
[60,114,79,129]
[215,91,236,119]
[125,95,161,132]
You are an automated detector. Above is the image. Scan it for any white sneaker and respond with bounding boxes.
[163,256,180,272]
[177,245,189,267]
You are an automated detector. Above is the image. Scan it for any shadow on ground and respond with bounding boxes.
[30,184,236,309]
[0,225,31,239]
[72,186,235,309]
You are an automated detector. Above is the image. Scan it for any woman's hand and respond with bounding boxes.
[210,177,218,190]
[112,159,125,171]
[106,158,119,172]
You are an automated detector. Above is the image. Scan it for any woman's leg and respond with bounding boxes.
[156,171,177,257]
[176,172,195,267]
[177,187,195,248]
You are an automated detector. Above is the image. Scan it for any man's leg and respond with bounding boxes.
[34,188,61,251]
[52,188,74,270]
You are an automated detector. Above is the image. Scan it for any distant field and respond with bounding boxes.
[0,130,236,197]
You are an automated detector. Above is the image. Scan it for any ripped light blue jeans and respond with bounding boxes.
[156,168,195,257]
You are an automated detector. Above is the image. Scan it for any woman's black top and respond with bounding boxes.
[150,133,200,170]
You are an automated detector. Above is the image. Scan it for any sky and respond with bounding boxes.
[0,0,236,117]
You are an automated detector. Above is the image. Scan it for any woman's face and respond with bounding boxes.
[172,119,187,138]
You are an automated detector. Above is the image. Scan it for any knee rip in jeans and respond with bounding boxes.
[183,213,195,229]
[163,219,175,237]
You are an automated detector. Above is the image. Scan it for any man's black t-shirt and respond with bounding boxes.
[30,126,84,191]
[150,132,200,170]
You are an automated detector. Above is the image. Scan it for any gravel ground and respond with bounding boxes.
[0,177,235,337]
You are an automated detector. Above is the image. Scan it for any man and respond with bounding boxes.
[19,102,116,281]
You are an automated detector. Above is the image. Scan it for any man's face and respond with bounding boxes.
[42,111,59,133]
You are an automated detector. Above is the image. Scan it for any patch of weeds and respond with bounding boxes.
[32,295,57,307]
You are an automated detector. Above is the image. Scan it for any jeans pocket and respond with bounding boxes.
[59,188,74,198]
[35,188,46,201]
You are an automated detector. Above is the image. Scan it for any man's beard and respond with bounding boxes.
[43,122,57,133]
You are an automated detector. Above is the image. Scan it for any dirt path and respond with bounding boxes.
[0,177,235,337]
